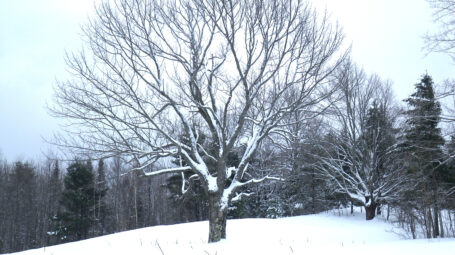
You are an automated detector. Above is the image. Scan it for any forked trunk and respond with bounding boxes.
[208,194,228,243]
[365,204,377,220]
[365,197,377,220]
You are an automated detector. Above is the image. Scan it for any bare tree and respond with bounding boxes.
[426,0,455,59]
[51,0,346,242]
[316,61,402,220]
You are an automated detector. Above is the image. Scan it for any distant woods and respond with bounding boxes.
[0,158,203,253]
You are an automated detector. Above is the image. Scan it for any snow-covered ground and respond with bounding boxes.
[7,209,455,255]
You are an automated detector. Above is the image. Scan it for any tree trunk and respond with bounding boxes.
[365,202,377,220]
[433,206,440,238]
[208,194,228,243]
[386,205,390,221]
[426,208,432,238]
[439,210,444,238]
[410,213,416,239]
[448,210,453,234]
[432,178,440,238]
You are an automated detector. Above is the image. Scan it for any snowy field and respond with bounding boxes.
[8,209,454,255]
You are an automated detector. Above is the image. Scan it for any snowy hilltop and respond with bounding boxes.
[8,208,454,255]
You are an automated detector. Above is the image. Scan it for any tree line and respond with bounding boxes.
[0,157,198,253]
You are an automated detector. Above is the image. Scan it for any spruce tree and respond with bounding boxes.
[443,136,455,210]
[360,100,397,218]
[56,161,96,241]
[401,74,445,238]
[402,74,444,162]
[445,136,455,184]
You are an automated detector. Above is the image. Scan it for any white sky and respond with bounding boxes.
[0,0,453,161]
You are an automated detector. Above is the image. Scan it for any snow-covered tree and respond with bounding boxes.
[51,0,347,242]
[317,61,402,220]
[399,74,445,237]
[274,116,336,215]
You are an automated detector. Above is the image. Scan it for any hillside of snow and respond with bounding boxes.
[7,209,455,255]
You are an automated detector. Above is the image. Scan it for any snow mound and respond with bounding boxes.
[8,209,455,255]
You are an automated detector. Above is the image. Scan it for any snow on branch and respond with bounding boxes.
[240,176,284,186]
[231,192,254,202]
[142,166,192,177]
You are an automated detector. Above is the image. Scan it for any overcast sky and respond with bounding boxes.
[0,0,453,161]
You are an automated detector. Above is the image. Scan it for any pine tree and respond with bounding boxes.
[56,161,96,241]
[361,101,397,217]
[443,136,455,212]
[402,75,444,162]
[445,136,455,185]
[401,74,445,238]
[166,131,211,222]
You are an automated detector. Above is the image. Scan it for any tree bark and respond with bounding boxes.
[426,208,432,238]
[365,199,377,220]
[387,205,390,221]
[208,194,228,243]
[410,214,416,239]
[433,206,440,238]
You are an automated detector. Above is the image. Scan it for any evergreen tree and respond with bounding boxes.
[166,131,210,222]
[56,161,96,241]
[402,74,444,162]
[400,74,445,238]
[445,136,455,184]
[361,100,398,216]
[443,136,455,210]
